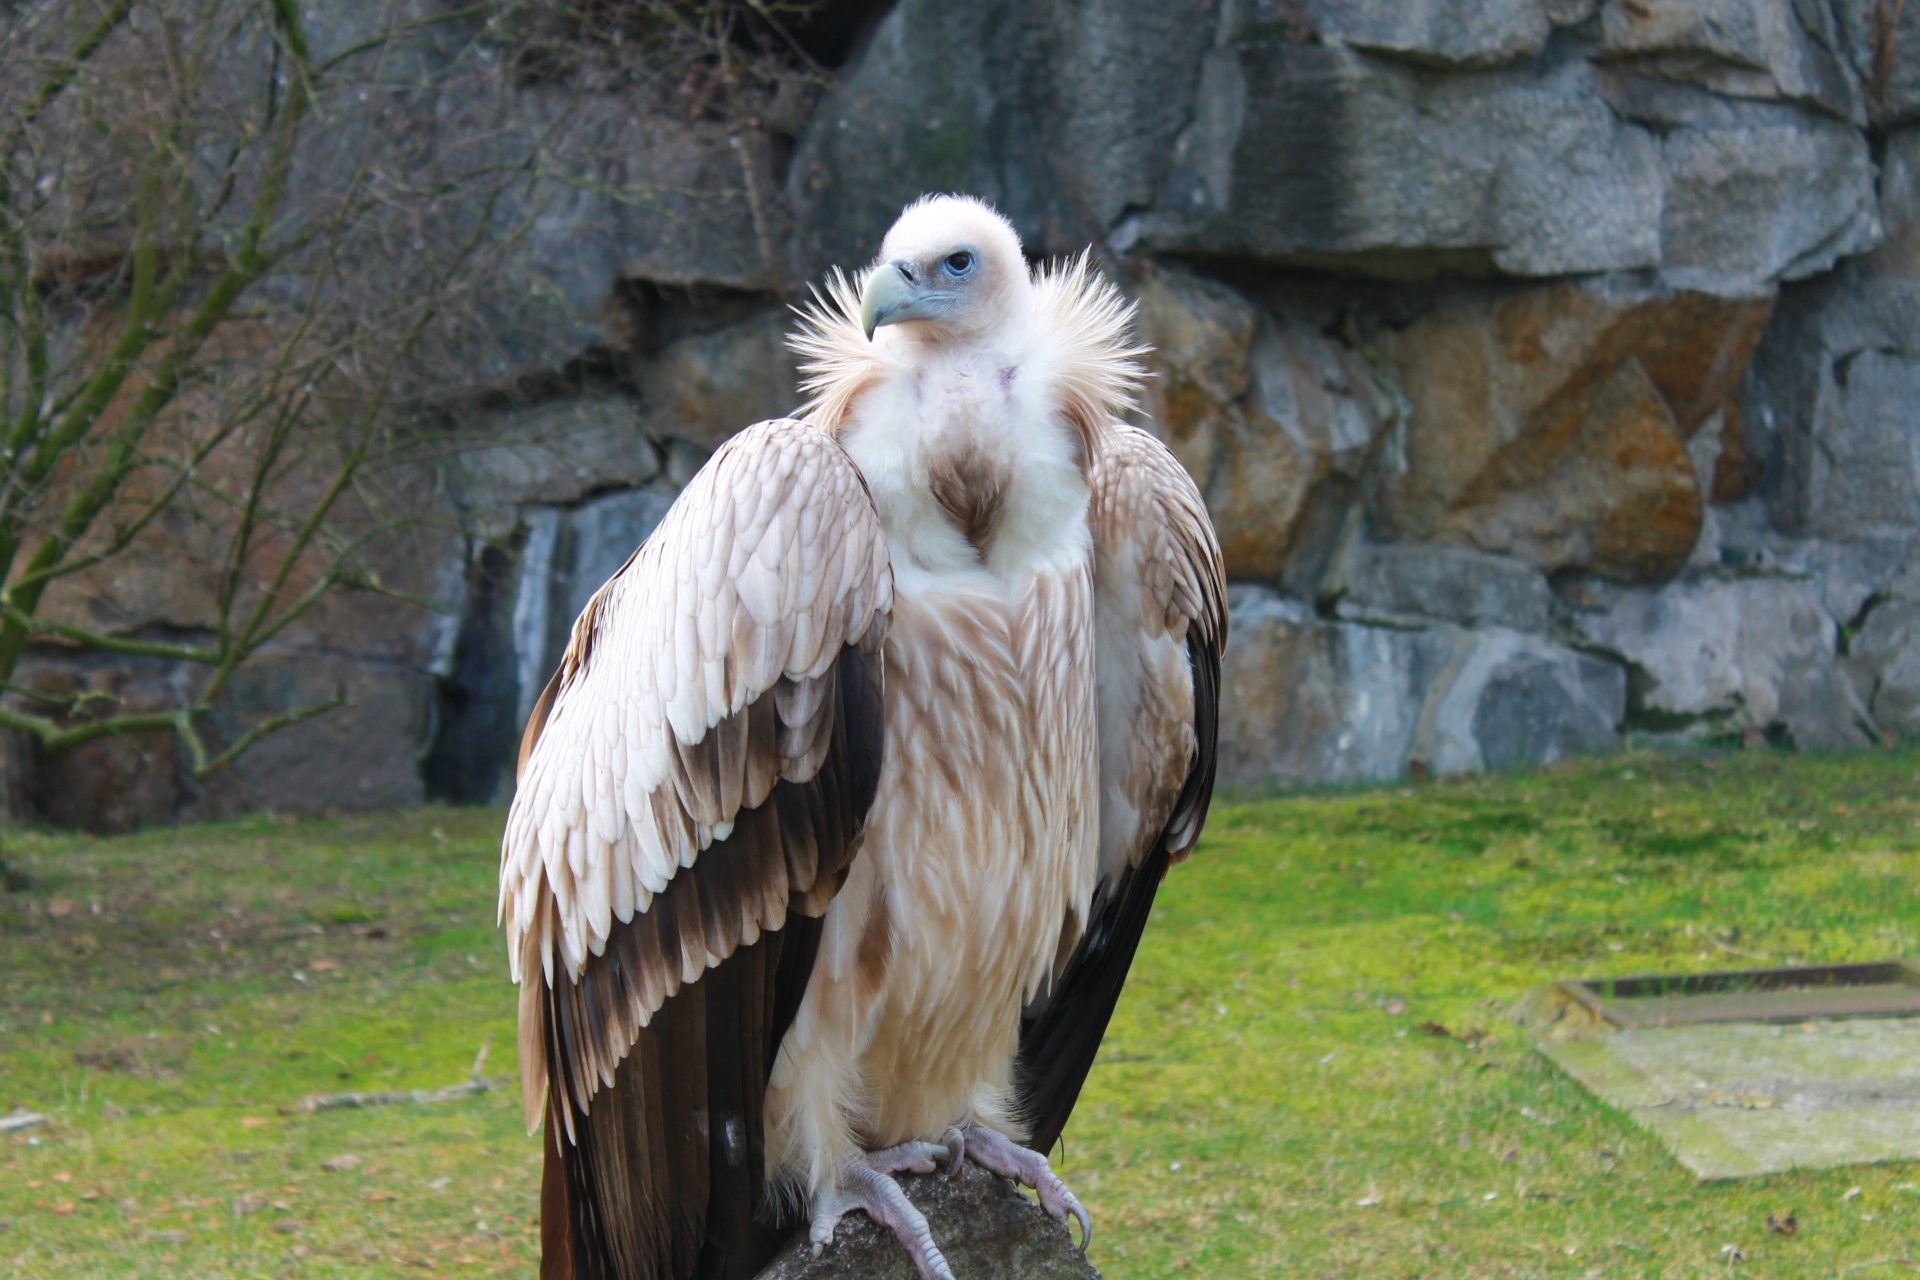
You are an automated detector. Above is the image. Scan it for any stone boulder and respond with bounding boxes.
[1417,628,1628,775]
[1835,0,1920,127]
[631,307,805,449]
[1596,0,1863,122]
[425,88,792,387]
[1741,271,1920,544]
[1272,0,1572,69]
[1138,46,1667,279]
[455,391,663,532]
[756,1162,1098,1280]
[1848,598,1920,737]
[787,0,1219,272]
[1135,265,1394,588]
[1655,113,1881,294]
[1328,543,1554,633]
[1557,572,1875,747]
[510,487,679,734]
[1375,280,1773,582]
[1219,586,1624,788]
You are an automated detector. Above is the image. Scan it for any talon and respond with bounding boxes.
[951,1123,1093,1252]
[939,1124,966,1177]
[808,1151,956,1280]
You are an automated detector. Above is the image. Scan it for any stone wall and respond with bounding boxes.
[8,0,1919,826]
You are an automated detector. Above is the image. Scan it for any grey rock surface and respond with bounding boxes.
[787,0,1218,273]
[1418,630,1627,775]
[1141,48,1667,279]
[632,308,805,449]
[1220,587,1625,787]
[1260,0,1559,68]
[1657,115,1881,293]
[1835,0,1920,127]
[1220,588,1452,789]
[1596,0,1864,121]
[1848,599,1920,737]
[1559,573,1874,746]
[754,1163,1099,1280]
[457,392,661,524]
[1742,267,1920,543]
[511,488,678,732]
[1331,544,1555,633]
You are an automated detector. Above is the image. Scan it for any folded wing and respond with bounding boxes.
[499,418,893,1280]
[1018,423,1227,1153]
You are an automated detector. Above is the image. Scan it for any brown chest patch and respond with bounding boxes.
[926,440,1012,555]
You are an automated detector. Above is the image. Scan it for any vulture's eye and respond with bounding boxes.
[942,251,975,278]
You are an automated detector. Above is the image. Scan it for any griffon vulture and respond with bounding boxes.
[500,195,1226,1280]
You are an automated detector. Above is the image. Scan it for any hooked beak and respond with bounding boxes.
[859,262,952,339]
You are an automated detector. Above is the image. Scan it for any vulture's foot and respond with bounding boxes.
[950,1123,1092,1252]
[808,1145,956,1280]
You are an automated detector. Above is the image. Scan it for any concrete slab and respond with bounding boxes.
[1541,1018,1920,1179]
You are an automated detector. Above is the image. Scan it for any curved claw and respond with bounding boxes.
[951,1123,1094,1253]
[938,1125,967,1178]
[1066,1195,1092,1253]
[808,1154,957,1280]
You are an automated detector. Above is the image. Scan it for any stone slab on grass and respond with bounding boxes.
[1542,1018,1920,1180]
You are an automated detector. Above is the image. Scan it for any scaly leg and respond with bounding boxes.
[942,1122,1092,1251]
[808,1142,956,1280]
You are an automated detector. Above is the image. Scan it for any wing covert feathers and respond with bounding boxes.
[1019,422,1226,1154]
[502,416,890,1100]
[506,419,890,1280]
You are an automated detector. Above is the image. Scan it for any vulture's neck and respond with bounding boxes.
[840,319,1092,597]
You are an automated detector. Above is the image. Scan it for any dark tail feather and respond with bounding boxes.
[1018,845,1170,1155]
[543,1116,580,1280]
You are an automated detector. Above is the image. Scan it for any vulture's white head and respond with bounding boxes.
[859,194,1032,342]
[791,192,1141,442]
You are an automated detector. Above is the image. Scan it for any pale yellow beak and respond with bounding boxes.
[859,263,954,339]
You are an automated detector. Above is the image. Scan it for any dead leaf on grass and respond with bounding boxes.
[320,1154,361,1173]
[1765,1212,1797,1237]
[52,1202,74,1216]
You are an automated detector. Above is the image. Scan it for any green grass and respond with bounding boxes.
[4,748,1920,1278]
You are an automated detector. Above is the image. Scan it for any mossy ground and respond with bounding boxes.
[3,747,1918,1278]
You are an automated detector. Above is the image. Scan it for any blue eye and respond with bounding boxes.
[943,251,975,278]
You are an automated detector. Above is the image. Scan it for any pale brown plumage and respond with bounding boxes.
[501,195,1225,1280]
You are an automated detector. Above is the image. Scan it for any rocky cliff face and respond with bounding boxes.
[8,0,1918,826]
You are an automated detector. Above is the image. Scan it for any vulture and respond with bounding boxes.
[499,195,1226,1280]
